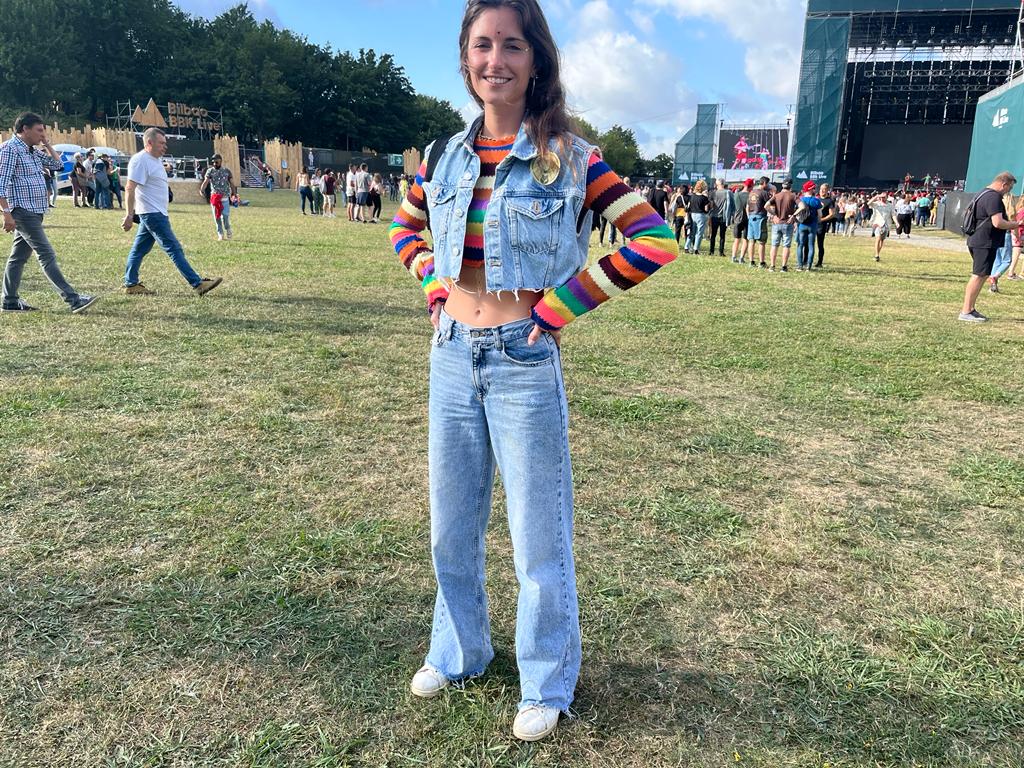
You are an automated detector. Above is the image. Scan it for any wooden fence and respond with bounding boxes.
[264,139,303,186]
[0,123,138,155]
[403,148,422,176]
[213,134,241,186]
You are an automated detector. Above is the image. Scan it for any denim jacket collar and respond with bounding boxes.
[462,115,540,161]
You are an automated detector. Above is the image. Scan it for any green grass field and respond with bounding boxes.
[2,190,1022,767]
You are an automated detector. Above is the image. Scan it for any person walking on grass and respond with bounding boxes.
[868,192,896,262]
[960,172,1020,322]
[369,173,384,223]
[0,112,98,314]
[843,195,858,237]
[121,128,222,297]
[199,153,237,241]
[894,193,914,238]
[388,0,677,742]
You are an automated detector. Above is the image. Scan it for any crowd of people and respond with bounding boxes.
[629,175,949,272]
[293,163,385,222]
[67,148,124,211]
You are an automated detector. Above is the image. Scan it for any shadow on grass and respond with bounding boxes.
[833,266,963,282]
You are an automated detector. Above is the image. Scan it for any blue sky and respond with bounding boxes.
[172,0,808,156]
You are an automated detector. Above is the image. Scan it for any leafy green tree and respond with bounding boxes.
[0,0,469,151]
[639,153,674,180]
[411,95,466,150]
[598,125,642,178]
[572,117,600,145]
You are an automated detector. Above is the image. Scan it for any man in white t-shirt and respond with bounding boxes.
[120,128,221,296]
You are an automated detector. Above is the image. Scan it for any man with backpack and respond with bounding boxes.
[960,171,1020,323]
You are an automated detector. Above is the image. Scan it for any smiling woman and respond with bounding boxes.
[388,0,678,743]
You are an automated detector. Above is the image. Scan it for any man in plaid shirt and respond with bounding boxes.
[0,112,97,313]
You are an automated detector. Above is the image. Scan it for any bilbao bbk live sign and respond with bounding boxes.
[131,98,223,134]
[167,103,222,132]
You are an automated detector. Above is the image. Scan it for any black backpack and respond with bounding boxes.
[422,132,458,231]
[962,189,997,236]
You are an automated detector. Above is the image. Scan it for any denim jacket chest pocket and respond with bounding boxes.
[501,194,565,287]
[423,182,459,261]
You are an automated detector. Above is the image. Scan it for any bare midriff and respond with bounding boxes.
[443,264,543,327]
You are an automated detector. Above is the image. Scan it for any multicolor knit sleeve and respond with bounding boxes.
[530,154,678,330]
[388,159,450,311]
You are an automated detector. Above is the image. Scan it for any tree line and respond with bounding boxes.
[0,0,674,177]
[0,0,464,152]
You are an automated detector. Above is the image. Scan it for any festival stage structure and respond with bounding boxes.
[790,0,1021,189]
[673,104,790,186]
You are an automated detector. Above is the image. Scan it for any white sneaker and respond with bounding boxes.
[512,705,560,742]
[410,666,449,698]
[217,233,224,241]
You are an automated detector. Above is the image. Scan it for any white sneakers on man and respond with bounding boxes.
[512,705,561,742]
[409,666,449,698]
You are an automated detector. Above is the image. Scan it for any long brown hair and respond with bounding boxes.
[459,0,574,163]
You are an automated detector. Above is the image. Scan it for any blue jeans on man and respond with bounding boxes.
[771,223,794,248]
[124,212,202,288]
[212,201,232,236]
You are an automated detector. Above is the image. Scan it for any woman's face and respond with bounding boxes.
[466,7,534,114]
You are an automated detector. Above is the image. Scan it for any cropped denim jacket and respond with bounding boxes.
[422,116,596,292]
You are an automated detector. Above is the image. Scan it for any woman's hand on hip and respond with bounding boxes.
[528,324,561,348]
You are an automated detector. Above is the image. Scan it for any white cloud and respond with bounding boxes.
[578,0,617,32]
[639,0,805,101]
[628,9,656,36]
[561,27,692,157]
[744,41,802,100]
